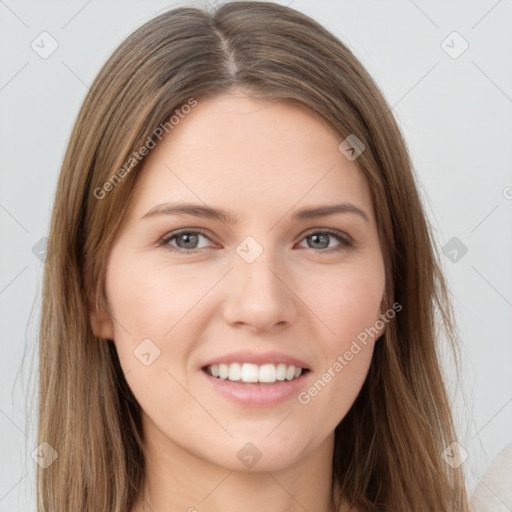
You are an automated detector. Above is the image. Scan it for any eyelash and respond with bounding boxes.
[157,228,353,254]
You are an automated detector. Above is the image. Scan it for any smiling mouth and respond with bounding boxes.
[202,362,310,385]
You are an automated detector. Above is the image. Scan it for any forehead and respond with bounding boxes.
[125,93,373,223]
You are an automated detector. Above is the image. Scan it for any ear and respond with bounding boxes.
[379,284,394,319]
[90,300,115,340]
[376,293,391,338]
[86,270,114,340]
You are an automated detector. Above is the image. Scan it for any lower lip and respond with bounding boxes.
[200,368,311,407]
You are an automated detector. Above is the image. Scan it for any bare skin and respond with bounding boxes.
[92,90,383,512]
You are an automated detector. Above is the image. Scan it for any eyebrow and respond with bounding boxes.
[140,202,370,224]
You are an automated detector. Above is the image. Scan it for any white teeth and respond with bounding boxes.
[258,364,275,383]
[276,363,287,381]
[219,363,229,379]
[228,362,241,381]
[207,362,304,383]
[241,363,259,382]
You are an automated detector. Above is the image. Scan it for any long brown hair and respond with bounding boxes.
[37,2,470,510]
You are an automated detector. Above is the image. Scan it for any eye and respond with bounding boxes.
[296,229,353,253]
[157,228,353,254]
[158,229,214,253]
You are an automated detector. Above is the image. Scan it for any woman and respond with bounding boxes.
[37,2,471,511]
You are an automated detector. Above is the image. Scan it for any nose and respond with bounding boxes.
[221,246,298,332]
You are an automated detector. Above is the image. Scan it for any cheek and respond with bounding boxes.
[307,258,386,348]
[297,257,384,406]
[104,254,204,419]
[104,249,227,404]
[105,250,207,338]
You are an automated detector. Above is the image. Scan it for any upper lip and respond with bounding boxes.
[201,350,311,370]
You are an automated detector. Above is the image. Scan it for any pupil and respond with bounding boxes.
[179,233,197,248]
[311,233,328,248]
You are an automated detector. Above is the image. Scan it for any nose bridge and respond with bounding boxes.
[235,233,284,297]
[223,234,295,329]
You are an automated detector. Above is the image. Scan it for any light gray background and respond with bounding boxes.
[1,0,511,510]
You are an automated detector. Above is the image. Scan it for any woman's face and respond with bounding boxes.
[93,92,386,472]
